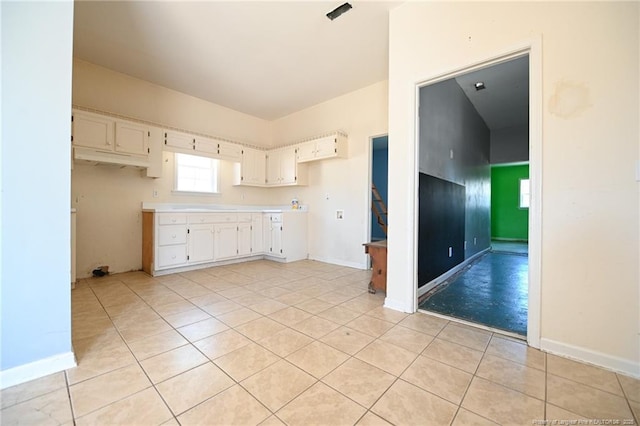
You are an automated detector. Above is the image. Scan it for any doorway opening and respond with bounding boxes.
[370,136,388,243]
[416,54,532,338]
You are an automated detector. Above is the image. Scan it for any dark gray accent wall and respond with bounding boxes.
[491,125,529,164]
[418,78,491,285]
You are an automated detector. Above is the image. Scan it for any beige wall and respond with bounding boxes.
[388,2,639,376]
[72,60,388,277]
[73,59,272,147]
[272,80,389,268]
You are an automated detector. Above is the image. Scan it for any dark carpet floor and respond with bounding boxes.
[418,249,528,336]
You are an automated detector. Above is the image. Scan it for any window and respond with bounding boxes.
[519,178,530,209]
[174,153,219,194]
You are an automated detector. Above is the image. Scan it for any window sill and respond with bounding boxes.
[172,190,221,197]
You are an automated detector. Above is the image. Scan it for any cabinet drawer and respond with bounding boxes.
[269,213,282,223]
[210,213,238,223]
[237,213,252,223]
[158,225,187,246]
[157,245,187,268]
[158,214,187,225]
[189,214,216,224]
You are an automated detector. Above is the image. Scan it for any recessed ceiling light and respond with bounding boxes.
[326,2,352,21]
[474,82,486,91]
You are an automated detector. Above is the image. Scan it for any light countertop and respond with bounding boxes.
[141,202,307,213]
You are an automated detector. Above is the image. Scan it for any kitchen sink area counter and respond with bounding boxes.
[142,203,308,276]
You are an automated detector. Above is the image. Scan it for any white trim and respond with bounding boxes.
[417,248,490,297]
[307,255,367,270]
[418,309,526,341]
[527,35,543,350]
[540,338,640,379]
[412,37,543,349]
[384,297,413,313]
[0,352,76,390]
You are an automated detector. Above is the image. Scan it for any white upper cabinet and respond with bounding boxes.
[115,121,148,156]
[234,147,266,186]
[194,136,218,156]
[72,110,114,151]
[164,130,195,152]
[296,133,348,163]
[72,109,156,170]
[165,132,243,162]
[194,137,242,162]
[217,141,243,162]
[74,111,149,157]
[266,146,307,186]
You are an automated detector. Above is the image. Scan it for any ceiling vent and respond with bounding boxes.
[326,2,352,21]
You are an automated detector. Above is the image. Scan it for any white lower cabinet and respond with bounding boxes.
[264,212,308,262]
[143,210,306,275]
[187,224,215,264]
[251,213,264,254]
[238,222,252,257]
[214,223,239,260]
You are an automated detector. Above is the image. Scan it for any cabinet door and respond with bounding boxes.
[265,150,281,185]
[251,214,264,254]
[296,141,316,162]
[279,147,298,184]
[157,245,188,269]
[314,136,337,159]
[263,215,271,253]
[237,223,252,256]
[73,111,114,150]
[195,136,218,156]
[214,223,238,260]
[188,224,214,264]
[164,130,195,152]
[241,147,266,185]
[270,224,283,256]
[115,121,148,156]
[217,141,242,162]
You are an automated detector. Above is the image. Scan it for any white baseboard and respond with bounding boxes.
[307,255,368,270]
[0,351,76,390]
[384,297,412,313]
[540,338,640,379]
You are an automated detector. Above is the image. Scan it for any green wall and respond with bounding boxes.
[491,164,529,241]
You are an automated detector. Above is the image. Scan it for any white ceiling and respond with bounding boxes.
[74,2,528,128]
[73,1,397,120]
[455,56,529,130]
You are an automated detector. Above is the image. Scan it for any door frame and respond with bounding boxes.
[412,39,542,348]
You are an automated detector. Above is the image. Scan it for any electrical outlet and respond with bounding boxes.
[153,189,159,198]
[336,210,344,219]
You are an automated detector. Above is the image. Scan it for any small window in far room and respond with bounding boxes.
[174,153,219,194]
[519,178,530,209]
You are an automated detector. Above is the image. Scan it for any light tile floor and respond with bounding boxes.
[1,260,638,425]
